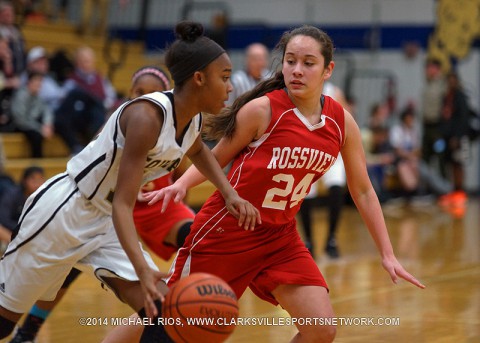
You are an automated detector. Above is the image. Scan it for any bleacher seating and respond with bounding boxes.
[0,20,218,207]
[21,21,159,96]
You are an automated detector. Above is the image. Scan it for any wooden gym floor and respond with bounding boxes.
[1,197,479,342]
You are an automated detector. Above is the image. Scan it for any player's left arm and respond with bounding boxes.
[341,109,425,289]
[186,136,261,230]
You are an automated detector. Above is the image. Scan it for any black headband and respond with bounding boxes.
[169,37,225,85]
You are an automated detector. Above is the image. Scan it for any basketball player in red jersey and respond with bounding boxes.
[8,66,195,343]
[146,25,425,342]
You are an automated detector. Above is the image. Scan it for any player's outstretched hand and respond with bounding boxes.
[382,256,426,289]
[144,183,187,213]
[137,267,170,318]
[223,191,262,231]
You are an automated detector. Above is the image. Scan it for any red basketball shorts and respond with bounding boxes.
[167,209,327,305]
[134,200,194,260]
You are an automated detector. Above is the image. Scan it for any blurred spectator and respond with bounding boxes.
[368,102,392,129]
[421,58,446,170]
[0,165,44,250]
[438,72,470,216]
[390,105,421,198]
[0,0,26,75]
[365,125,395,202]
[362,103,395,202]
[55,46,114,153]
[227,42,270,105]
[0,136,14,197]
[67,46,116,112]
[21,46,68,111]
[11,70,54,157]
[0,33,19,131]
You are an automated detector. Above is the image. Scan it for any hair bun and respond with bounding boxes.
[175,21,204,42]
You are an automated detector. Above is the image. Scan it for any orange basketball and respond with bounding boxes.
[162,273,239,343]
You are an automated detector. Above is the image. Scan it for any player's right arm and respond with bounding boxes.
[112,99,168,317]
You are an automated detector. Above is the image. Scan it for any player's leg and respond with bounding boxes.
[101,220,192,343]
[10,268,82,342]
[101,313,144,343]
[155,220,192,251]
[0,175,85,339]
[322,156,346,258]
[0,307,22,339]
[325,185,344,258]
[251,226,334,342]
[102,277,173,343]
[298,196,315,255]
[272,285,336,343]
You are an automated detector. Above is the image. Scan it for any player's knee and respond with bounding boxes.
[0,315,16,338]
[320,324,337,343]
[300,324,336,343]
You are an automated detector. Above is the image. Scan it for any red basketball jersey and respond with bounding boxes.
[197,89,345,226]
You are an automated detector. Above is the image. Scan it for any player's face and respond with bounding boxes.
[130,75,166,99]
[200,53,233,114]
[283,35,333,97]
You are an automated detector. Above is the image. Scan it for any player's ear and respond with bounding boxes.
[323,61,335,80]
[193,71,205,86]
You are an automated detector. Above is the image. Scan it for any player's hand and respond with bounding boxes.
[137,267,170,318]
[382,256,425,289]
[144,184,187,213]
[223,191,262,231]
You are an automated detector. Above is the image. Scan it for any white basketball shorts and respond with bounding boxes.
[0,173,158,313]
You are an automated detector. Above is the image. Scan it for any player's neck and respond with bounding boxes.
[287,90,323,119]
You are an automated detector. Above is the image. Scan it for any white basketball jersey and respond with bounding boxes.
[67,91,202,214]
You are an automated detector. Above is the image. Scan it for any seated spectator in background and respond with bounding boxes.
[0,166,45,250]
[55,46,115,154]
[0,1,25,74]
[389,105,421,198]
[0,33,20,131]
[227,42,270,105]
[11,71,54,157]
[21,46,69,112]
[362,102,395,202]
[67,46,117,111]
[368,102,392,129]
[363,123,395,203]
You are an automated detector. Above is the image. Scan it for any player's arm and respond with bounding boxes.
[184,135,261,229]
[341,109,425,289]
[112,99,167,316]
